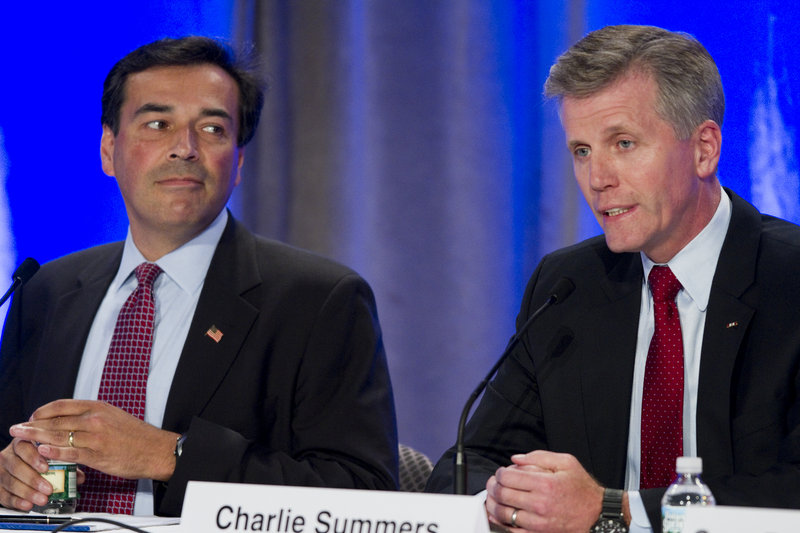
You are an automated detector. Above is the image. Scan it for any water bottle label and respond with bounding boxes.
[41,461,78,500]
[662,505,687,533]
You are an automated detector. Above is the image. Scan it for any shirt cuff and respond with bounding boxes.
[627,491,654,532]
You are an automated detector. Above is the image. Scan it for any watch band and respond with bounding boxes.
[590,488,628,533]
[601,488,624,518]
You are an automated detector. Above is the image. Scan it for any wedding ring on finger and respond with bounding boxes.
[68,431,75,448]
[510,508,519,528]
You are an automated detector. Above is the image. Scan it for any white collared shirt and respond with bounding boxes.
[73,210,228,515]
[625,191,732,531]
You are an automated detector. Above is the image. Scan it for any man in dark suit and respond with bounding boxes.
[426,25,800,532]
[0,36,398,516]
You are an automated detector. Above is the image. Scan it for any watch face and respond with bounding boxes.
[591,518,628,533]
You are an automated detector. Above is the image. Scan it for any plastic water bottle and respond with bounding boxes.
[661,456,715,533]
[31,460,79,514]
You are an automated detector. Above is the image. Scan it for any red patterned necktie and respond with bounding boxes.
[640,265,684,489]
[78,262,162,514]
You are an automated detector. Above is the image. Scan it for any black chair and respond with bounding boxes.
[398,443,434,492]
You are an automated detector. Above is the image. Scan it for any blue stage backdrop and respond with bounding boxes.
[0,1,235,267]
[0,0,798,461]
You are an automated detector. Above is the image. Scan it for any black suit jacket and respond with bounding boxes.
[0,215,399,515]
[426,190,800,529]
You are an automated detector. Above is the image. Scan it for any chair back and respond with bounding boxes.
[398,443,434,492]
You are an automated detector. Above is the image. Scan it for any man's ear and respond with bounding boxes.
[100,125,116,177]
[234,147,244,187]
[694,120,722,180]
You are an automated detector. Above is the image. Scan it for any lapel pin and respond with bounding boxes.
[205,325,223,343]
[726,321,739,329]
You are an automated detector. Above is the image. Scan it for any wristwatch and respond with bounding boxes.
[591,488,628,532]
[174,434,187,458]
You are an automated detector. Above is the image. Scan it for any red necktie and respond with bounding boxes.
[79,262,162,514]
[640,265,684,489]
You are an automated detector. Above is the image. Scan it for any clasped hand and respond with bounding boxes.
[0,399,178,511]
[484,450,605,533]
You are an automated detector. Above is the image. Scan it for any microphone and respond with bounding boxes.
[0,257,40,308]
[453,277,575,494]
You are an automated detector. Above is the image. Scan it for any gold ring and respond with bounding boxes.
[68,431,75,448]
[510,508,519,528]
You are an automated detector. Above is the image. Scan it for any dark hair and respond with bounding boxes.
[101,36,264,147]
[545,25,724,140]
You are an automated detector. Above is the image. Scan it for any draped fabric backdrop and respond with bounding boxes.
[231,1,592,459]
[0,0,798,464]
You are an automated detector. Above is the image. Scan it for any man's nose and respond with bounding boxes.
[589,152,618,191]
[169,127,199,161]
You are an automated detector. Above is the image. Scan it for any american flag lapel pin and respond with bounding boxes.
[726,321,739,329]
[206,325,223,343]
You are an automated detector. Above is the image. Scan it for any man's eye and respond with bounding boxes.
[618,139,634,149]
[202,125,224,135]
[574,147,590,158]
[146,120,168,130]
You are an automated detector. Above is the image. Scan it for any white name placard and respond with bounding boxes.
[180,481,490,533]
[683,505,800,533]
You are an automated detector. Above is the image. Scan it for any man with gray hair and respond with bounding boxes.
[427,25,800,532]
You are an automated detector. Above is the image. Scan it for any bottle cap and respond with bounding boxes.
[675,456,702,474]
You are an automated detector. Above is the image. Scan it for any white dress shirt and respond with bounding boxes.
[73,210,228,515]
[625,192,731,531]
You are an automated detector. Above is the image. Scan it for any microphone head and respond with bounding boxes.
[551,277,575,304]
[13,257,40,285]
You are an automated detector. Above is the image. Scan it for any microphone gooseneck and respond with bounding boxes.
[0,257,40,309]
[453,277,575,494]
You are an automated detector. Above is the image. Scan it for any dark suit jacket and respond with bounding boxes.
[426,190,800,529]
[0,215,399,515]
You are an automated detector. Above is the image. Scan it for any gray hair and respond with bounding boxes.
[544,25,724,140]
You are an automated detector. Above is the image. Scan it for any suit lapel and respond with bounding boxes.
[161,218,261,432]
[579,253,643,486]
[30,247,122,408]
[696,190,760,475]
